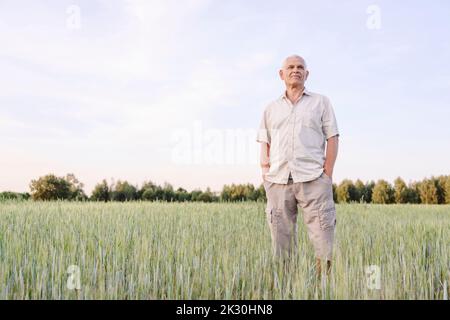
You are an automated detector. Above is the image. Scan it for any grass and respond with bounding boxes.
[0,201,449,299]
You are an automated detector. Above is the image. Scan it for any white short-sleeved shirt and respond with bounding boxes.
[256,89,340,184]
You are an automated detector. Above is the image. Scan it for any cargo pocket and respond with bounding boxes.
[318,207,336,230]
[266,207,282,226]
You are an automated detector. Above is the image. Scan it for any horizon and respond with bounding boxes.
[2,172,448,195]
[1,1,450,194]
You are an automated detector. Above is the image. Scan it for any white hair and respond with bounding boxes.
[281,55,307,69]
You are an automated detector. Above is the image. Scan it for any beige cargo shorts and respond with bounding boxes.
[264,172,336,261]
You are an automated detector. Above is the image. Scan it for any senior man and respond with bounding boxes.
[256,55,340,276]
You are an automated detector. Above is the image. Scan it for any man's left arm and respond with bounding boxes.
[322,96,340,179]
[324,136,339,179]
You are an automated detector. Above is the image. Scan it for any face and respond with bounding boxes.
[279,56,309,87]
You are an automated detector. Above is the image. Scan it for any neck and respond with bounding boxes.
[285,84,305,104]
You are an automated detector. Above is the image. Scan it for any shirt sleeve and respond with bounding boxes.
[322,96,340,140]
[256,108,270,144]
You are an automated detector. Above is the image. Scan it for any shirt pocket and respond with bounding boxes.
[298,111,323,148]
[301,111,320,129]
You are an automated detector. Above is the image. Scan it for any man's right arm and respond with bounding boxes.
[256,107,271,181]
[260,142,270,181]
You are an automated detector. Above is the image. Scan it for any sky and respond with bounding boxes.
[1,0,450,194]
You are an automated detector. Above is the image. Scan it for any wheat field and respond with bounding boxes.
[0,201,449,299]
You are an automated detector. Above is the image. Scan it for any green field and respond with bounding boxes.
[0,201,449,299]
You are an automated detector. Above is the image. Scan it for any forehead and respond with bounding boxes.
[284,57,305,67]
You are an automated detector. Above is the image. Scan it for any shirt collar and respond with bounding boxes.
[280,88,312,101]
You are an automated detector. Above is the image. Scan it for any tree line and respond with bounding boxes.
[1,173,450,204]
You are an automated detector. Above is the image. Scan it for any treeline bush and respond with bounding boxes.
[0,191,30,201]
[334,176,450,204]
[2,173,449,204]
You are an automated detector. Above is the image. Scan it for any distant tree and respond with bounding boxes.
[336,179,357,203]
[221,183,266,202]
[161,182,176,201]
[30,174,72,201]
[65,173,87,201]
[363,181,375,203]
[372,180,394,204]
[111,180,137,202]
[332,183,337,202]
[354,179,366,202]
[228,184,242,201]
[445,176,450,204]
[140,181,160,201]
[91,179,111,202]
[394,177,408,204]
[197,187,218,202]
[237,184,249,201]
[255,184,266,202]
[435,175,447,204]
[154,186,165,200]
[190,189,203,202]
[407,181,421,204]
[142,188,156,201]
[0,192,30,201]
[243,184,257,201]
[220,185,232,202]
[175,187,191,202]
[418,179,438,204]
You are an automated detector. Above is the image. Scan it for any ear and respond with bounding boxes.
[279,69,284,80]
[305,70,310,81]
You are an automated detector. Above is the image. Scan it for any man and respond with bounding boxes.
[256,55,339,276]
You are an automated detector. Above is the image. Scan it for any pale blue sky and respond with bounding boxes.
[1,0,449,193]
